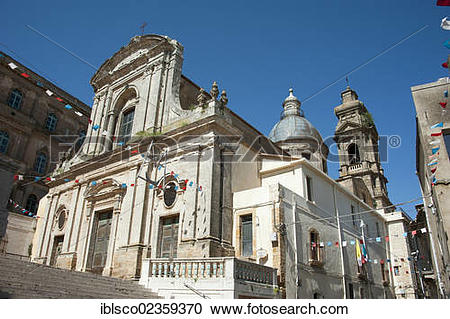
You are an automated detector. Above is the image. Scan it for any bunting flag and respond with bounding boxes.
[430,139,440,145]
[8,62,17,69]
[8,199,38,218]
[431,122,444,129]
[412,230,417,236]
[431,167,437,174]
[431,131,442,137]
[443,62,449,68]
[356,240,363,267]
[437,0,450,6]
[443,17,450,30]
[445,90,449,97]
[432,147,440,154]
[439,101,447,108]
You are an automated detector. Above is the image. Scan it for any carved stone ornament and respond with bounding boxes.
[197,88,208,106]
[220,90,228,106]
[210,81,219,100]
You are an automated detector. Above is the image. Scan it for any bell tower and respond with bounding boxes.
[333,86,392,210]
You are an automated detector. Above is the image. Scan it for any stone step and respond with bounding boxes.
[0,257,147,289]
[0,255,161,299]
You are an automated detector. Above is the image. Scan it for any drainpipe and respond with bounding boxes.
[332,185,347,299]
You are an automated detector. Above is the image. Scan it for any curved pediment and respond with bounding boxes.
[335,120,361,134]
[90,34,183,91]
[84,178,126,201]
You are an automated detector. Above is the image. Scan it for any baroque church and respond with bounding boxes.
[31,34,412,299]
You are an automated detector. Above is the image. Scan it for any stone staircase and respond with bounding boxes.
[0,255,162,299]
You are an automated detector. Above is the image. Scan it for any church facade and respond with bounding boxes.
[32,34,402,298]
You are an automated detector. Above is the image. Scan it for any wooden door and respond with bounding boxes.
[50,235,64,266]
[89,211,112,274]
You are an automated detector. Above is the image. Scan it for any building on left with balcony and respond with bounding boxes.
[0,51,91,259]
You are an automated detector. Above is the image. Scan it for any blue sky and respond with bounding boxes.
[2,1,449,217]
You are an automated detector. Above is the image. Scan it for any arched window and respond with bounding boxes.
[34,152,47,174]
[46,113,58,131]
[8,89,22,109]
[0,130,9,153]
[112,87,138,148]
[348,143,360,164]
[118,108,135,144]
[25,194,38,214]
[309,230,321,263]
[76,130,86,149]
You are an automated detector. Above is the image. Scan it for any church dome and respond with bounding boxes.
[268,89,323,144]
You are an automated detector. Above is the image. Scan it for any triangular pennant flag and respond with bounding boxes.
[428,160,438,166]
[149,184,154,189]
[319,242,324,248]
[437,0,450,6]
[335,241,339,247]
[430,139,440,145]
[431,122,443,129]
[45,90,53,96]
[55,97,63,102]
[65,104,72,110]
[101,130,108,136]
[442,17,450,30]
[431,132,442,137]
[327,241,332,247]
[91,181,97,186]
[432,147,440,154]
[376,237,381,242]
[21,72,30,78]
[350,240,355,245]
[431,167,437,173]
[92,124,99,131]
[385,236,389,242]
[439,102,447,108]
[74,111,83,116]
[445,90,449,97]
[8,62,17,69]
[412,230,417,236]
[421,228,427,233]
[373,259,378,264]
[36,81,44,87]
[443,62,449,68]
[342,240,347,247]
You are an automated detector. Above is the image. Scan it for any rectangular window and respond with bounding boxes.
[351,205,356,227]
[306,176,313,201]
[381,263,386,281]
[444,132,450,159]
[158,215,179,258]
[241,215,253,257]
[376,222,380,238]
[310,231,320,262]
[394,266,400,276]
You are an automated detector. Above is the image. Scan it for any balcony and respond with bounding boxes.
[140,257,279,299]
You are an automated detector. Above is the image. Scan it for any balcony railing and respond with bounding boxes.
[143,257,277,286]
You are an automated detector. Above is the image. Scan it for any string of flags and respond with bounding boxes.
[310,227,428,263]
[0,53,88,120]
[429,3,449,187]
[8,199,39,219]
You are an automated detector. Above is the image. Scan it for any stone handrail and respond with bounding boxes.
[147,258,226,279]
[234,258,277,285]
[143,257,277,286]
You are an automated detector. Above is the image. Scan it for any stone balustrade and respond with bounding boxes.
[143,257,277,286]
[348,163,363,172]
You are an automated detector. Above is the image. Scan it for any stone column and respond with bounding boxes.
[104,111,116,152]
